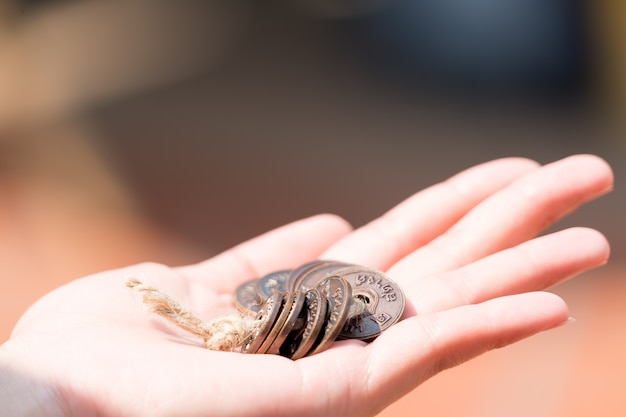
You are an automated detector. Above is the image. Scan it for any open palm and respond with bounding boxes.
[2,154,612,417]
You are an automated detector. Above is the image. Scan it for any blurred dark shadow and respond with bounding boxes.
[343,0,590,97]
[82,1,625,257]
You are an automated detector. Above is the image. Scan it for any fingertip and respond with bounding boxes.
[559,154,614,193]
[494,156,541,169]
[446,157,540,199]
[563,226,611,265]
[472,156,540,171]
[563,153,612,173]
[452,156,540,183]
[527,291,571,331]
[308,213,354,236]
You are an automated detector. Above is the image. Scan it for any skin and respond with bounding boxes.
[0,154,613,417]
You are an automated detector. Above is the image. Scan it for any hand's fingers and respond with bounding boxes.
[349,292,569,416]
[176,214,352,294]
[322,157,540,270]
[389,154,613,281]
[402,227,609,316]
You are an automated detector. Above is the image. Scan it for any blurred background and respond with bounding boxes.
[1,0,624,415]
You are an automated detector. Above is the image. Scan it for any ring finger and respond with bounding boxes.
[400,227,609,317]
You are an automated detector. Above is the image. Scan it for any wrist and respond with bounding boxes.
[0,342,66,417]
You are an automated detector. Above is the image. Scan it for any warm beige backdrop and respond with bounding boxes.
[1,2,625,416]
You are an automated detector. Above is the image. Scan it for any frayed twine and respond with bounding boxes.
[126,277,367,352]
[126,278,259,352]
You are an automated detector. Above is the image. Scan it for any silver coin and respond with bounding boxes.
[287,288,327,360]
[307,276,352,356]
[285,260,328,291]
[266,291,306,355]
[243,291,282,353]
[257,270,291,298]
[335,267,405,340]
[233,279,264,317]
[256,292,295,354]
[295,261,352,291]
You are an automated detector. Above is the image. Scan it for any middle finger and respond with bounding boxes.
[389,154,612,282]
[401,227,609,317]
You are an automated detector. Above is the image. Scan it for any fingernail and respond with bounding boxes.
[554,316,576,329]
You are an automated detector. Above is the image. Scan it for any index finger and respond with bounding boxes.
[175,214,352,294]
[322,157,540,270]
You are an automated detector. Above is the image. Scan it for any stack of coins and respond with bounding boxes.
[234,260,405,359]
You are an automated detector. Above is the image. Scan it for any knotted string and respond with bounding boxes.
[126,277,367,352]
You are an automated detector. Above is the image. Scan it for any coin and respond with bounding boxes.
[287,288,328,360]
[257,270,291,298]
[292,261,351,292]
[233,279,264,317]
[285,260,328,291]
[236,261,406,357]
[243,291,282,353]
[307,276,352,356]
[256,292,296,354]
[266,290,306,355]
[335,267,405,340]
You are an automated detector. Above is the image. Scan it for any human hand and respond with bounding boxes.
[0,154,612,417]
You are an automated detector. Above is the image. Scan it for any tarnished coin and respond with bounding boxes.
[336,267,405,340]
[257,270,291,298]
[256,292,296,354]
[236,261,406,357]
[234,280,264,316]
[287,288,328,360]
[285,260,328,291]
[293,261,351,292]
[243,291,282,353]
[307,276,352,356]
[266,291,306,355]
